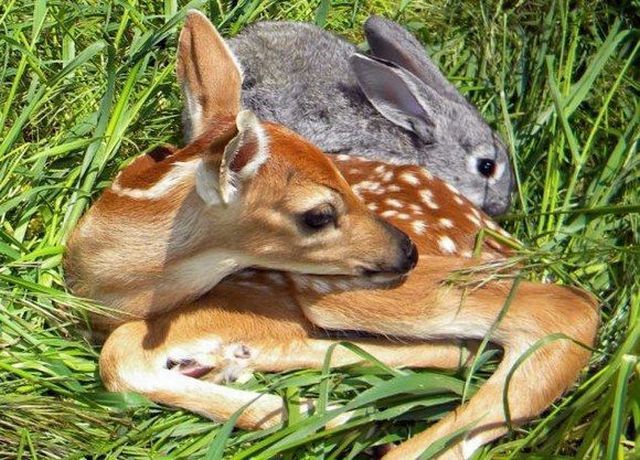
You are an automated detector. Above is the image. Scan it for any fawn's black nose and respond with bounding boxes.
[375,219,419,275]
[395,233,418,274]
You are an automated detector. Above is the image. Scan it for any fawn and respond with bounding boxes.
[69,12,600,459]
[64,15,418,339]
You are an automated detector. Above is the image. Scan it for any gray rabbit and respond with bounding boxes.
[220,16,514,215]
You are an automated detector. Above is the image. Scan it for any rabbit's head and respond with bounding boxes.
[351,16,514,216]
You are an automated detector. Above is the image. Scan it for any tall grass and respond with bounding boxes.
[0,0,638,458]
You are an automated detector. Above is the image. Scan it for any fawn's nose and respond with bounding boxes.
[378,220,419,275]
[397,235,419,273]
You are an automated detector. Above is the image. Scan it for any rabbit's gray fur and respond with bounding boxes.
[221,17,514,215]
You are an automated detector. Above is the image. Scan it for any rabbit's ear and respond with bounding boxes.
[350,54,444,140]
[364,15,466,105]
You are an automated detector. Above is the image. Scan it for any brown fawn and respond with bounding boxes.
[65,15,419,339]
[66,11,600,460]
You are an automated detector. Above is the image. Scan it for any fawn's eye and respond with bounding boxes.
[300,205,336,231]
[477,158,496,177]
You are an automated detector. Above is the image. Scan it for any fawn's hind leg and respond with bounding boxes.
[222,337,474,377]
[156,333,472,383]
[100,316,471,431]
[100,321,287,430]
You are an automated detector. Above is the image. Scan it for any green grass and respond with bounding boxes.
[0,0,638,458]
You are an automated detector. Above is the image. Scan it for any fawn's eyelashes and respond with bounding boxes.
[299,204,337,231]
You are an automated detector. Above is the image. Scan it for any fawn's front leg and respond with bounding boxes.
[384,340,592,459]
[298,265,600,459]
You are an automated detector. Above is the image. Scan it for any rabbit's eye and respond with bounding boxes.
[477,159,496,177]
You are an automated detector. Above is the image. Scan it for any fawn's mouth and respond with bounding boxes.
[362,271,408,288]
[348,268,409,289]
[289,268,410,296]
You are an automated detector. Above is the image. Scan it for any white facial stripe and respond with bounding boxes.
[111,159,201,201]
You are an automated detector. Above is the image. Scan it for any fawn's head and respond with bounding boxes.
[65,11,417,310]
[174,11,417,281]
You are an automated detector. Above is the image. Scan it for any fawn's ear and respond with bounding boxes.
[177,10,243,141]
[196,110,269,206]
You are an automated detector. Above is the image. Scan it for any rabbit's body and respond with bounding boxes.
[230,23,411,161]
[225,18,514,215]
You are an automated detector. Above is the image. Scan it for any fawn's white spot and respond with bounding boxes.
[400,172,420,186]
[385,198,404,209]
[454,195,465,205]
[419,189,439,209]
[380,210,398,218]
[420,169,434,180]
[353,180,384,195]
[466,213,481,227]
[438,236,457,254]
[439,218,454,228]
[484,219,499,230]
[412,220,427,235]
[445,182,461,195]
[381,171,394,182]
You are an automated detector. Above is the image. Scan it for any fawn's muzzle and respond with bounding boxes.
[363,221,418,277]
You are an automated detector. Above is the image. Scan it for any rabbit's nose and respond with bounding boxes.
[483,199,510,217]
